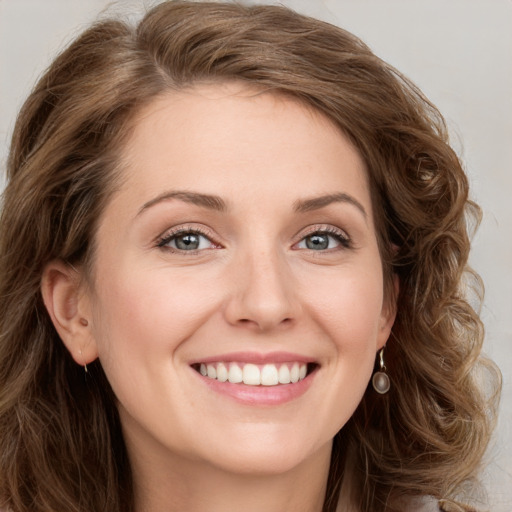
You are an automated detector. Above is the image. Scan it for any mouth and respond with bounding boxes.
[191,361,319,386]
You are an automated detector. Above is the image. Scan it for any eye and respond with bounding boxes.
[157,229,217,252]
[296,230,350,251]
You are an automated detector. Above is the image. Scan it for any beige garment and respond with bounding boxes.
[407,496,442,511]
[336,494,441,511]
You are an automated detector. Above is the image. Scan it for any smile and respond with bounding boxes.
[193,362,312,386]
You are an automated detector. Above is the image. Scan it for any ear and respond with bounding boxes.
[41,260,98,367]
[376,273,399,350]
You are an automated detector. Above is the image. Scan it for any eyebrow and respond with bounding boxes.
[137,190,227,216]
[137,189,367,220]
[293,193,368,220]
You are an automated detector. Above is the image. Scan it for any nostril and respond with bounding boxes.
[235,316,293,331]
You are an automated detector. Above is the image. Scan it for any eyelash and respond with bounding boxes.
[295,226,352,251]
[156,226,218,253]
[156,225,352,253]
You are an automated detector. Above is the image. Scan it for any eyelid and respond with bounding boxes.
[156,224,221,251]
[293,224,352,249]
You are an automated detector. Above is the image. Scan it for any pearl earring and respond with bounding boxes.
[372,347,390,394]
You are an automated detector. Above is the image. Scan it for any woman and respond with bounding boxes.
[0,2,500,511]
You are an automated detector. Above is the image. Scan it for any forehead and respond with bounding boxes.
[112,82,372,219]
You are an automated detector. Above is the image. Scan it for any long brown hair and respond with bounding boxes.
[0,2,500,511]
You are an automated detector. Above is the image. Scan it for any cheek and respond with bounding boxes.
[90,263,222,360]
[301,266,385,348]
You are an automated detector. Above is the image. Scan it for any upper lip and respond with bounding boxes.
[189,351,316,365]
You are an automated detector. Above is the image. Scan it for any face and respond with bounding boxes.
[82,83,395,476]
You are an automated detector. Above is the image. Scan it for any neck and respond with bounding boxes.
[129,438,332,512]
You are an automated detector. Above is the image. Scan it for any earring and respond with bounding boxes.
[78,319,89,373]
[79,350,88,373]
[372,347,390,394]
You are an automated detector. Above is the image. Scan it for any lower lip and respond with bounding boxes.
[194,369,316,406]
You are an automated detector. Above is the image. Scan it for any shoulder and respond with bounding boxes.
[409,496,442,511]
[416,497,442,512]
[336,493,441,512]
[391,495,442,512]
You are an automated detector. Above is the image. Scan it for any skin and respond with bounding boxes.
[43,83,396,512]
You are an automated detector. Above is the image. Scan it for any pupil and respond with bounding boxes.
[306,234,328,250]
[176,233,199,250]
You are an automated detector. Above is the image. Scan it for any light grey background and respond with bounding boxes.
[1,1,511,509]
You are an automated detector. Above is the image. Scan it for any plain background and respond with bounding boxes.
[1,1,511,509]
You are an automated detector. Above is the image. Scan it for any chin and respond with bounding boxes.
[209,451,312,476]
[200,429,331,476]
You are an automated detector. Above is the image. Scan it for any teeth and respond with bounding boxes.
[290,363,300,383]
[243,364,260,385]
[278,364,291,384]
[228,363,243,384]
[207,364,217,379]
[198,362,309,386]
[261,364,279,386]
[216,362,228,382]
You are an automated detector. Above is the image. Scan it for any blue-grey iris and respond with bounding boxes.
[305,234,329,250]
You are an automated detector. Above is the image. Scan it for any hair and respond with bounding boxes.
[0,2,501,511]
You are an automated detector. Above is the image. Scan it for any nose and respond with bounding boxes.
[223,248,300,332]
